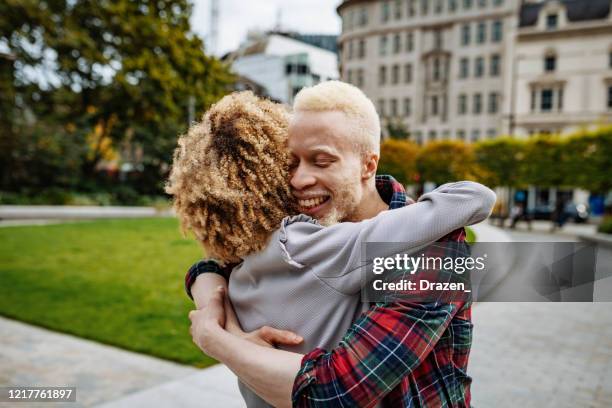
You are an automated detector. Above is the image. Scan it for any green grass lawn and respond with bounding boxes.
[0,218,216,368]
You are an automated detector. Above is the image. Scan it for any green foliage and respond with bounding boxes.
[521,134,568,188]
[416,140,476,185]
[598,216,612,234]
[565,127,612,194]
[473,137,526,188]
[378,138,420,185]
[0,218,214,367]
[0,0,234,195]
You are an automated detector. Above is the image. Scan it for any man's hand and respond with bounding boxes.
[233,325,303,349]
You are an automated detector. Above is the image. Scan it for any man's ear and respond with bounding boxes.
[361,152,379,180]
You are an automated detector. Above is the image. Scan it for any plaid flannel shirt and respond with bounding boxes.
[291,176,472,407]
[184,175,472,408]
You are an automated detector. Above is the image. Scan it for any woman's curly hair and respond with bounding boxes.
[165,91,296,264]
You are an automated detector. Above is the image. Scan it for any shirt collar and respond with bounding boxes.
[375,174,408,210]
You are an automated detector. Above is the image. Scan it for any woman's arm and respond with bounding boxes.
[189,287,302,408]
[283,181,496,294]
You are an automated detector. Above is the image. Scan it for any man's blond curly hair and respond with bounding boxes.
[165,91,296,264]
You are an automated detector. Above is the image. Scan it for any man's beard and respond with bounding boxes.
[316,181,361,226]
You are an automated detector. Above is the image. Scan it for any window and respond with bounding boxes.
[406,32,414,52]
[487,129,496,139]
[429,130,437,141]
[359,7,368,26]
[609,51,612,68]
[414,131,422,145]
[378,99,386,116]
[544,54,556,72]
[381,2,390,22]
[357,69,364,87]
[404,97,412,116]
[531,88,536,112]
[460,57,469,78]
[546,14,558,30]
[433,58,441,81]
[393,34,401,53]
[493,0,503,5]
[477,22,486,43]
[435,0,443,13]
[471,129,480,142]
[458,94,468,114]
[473,93,482,114]
[394,0,402,19]
[475,57,484,77]
[379,66,387,85]
[541,88,553,111]
[358,39,366,58]
[463,0,473,9]
[558,88,563,111]
[608,86,612,108]
[490,54,500,76]
[404,63,413,83]
[391,98,398,117]
[435,30,443,49]
[432,96,439,115]
[457,130,466,140]
[449,0,457,12]
[478,0,486,7]
[348,41,354,60]
[407,0,416,16]
[347,69,353,84]
[488,92,499,113]
[461,24,471,46]
[392,64,400,84]
[492,20,503,42]
[379,35,388,55]
[421,0,429,15]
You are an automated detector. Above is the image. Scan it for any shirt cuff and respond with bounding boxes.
[291,348,327,407]
[184,260,231,300]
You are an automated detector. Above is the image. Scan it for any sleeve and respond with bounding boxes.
[282,181,496,294]
[291,301,464,407]
[184,259,233,300]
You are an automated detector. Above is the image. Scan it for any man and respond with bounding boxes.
[188,81,481,407]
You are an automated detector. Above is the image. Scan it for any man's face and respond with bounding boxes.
[288,111,365,225]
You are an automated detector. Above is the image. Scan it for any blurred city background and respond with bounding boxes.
[1,0,611,407]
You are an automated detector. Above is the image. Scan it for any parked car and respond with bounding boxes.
[529,203,589,223]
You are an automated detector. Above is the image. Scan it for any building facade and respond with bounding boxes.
[513,0,612,136]
[337,0,612,143]
[225,32,339,104]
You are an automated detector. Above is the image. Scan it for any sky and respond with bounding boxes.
[190,0,343,56]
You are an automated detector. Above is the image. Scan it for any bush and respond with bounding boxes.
[598,216,612,234]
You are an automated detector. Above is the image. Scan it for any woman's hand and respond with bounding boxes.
[188,286,227,357]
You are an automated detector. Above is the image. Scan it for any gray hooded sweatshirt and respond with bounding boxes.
[228,181,496,407]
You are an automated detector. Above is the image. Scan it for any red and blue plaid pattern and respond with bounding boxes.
[291,176,472,407]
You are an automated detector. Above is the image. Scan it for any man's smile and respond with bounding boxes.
[296,195,331,215]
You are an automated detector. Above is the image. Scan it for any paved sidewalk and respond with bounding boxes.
[470,303,612,408]
[0,316,198,408]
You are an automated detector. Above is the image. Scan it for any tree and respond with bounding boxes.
[0,0,234,195]
[378,138,420,186]
[473,137,526,189]
[416,140,476,185]
[522,134,567,188]
[565,127,612,194]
